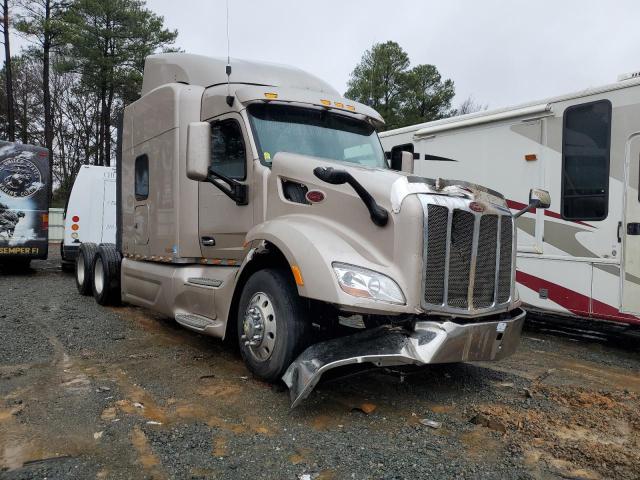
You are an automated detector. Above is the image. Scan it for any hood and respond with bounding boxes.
[389,175,510,214]
[269,152,509,215]
[269,152,510,226]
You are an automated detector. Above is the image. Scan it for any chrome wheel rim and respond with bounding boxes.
[77,254,85,285]
[242,291,276,361]
[94,257,104,295]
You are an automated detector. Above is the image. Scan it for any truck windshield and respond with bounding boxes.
[248,103,387,169]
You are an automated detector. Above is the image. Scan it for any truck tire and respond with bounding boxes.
[92,244,122,306]
[76,243,98,295]
[237,268,311,382]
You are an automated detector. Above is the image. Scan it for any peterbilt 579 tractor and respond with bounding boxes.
[74,53,550,406]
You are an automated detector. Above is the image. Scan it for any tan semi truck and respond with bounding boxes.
[74,53,550,407]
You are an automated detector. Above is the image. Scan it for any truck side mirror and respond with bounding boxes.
[529,188,551,210]
[513,188,551,218]
[186,122,211,181]
[389,150,415,174]
[400,151,414,174]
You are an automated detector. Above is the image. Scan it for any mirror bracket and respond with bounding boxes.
[206,168,248,206]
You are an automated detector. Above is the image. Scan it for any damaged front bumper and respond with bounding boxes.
[282,307,526,408]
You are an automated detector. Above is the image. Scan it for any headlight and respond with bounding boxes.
[332,262,405,304]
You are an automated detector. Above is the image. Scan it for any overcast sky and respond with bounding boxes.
[12,0,640,111]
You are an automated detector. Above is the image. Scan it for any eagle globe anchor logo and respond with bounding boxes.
[0,156,43,199]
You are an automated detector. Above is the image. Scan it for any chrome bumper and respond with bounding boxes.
[283,307,526,408]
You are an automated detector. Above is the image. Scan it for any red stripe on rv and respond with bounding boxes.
[506,199,594,228]
[515,270,639,324]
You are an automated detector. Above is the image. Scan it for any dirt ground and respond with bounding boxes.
[0,249,639,479]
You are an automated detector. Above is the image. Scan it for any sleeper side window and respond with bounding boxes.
[211,120,246,180]
[135,154,149,201]
[561,100,611,220]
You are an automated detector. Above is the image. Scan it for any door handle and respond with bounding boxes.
[201,236,216,247]
[618,221,622,242]
[627,223,640,235]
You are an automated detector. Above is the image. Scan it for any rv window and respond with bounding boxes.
[390,144,414,170]
[561,100,611,221]
[134,154,149,201]
[211,120,246,180]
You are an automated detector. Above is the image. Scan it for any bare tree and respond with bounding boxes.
[456,95,488,116]
[1,0,15,141]
[12,54,43,144]
[15,0,67,188]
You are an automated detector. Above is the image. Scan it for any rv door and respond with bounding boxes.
[622,134,640,314]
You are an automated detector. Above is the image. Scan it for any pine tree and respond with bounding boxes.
[60,0,177,166]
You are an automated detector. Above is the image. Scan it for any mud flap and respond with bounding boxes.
[282,308,526,408]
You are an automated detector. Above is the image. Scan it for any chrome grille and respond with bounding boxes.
[422,198,514,314]
[424,205,448,304]
[497,216,514,304]
[473,215,498,308]
[447,210,474,308]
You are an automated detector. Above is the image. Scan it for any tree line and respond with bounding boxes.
[345,41,486,130]
[0,8,483,203]
[0,0,176,204]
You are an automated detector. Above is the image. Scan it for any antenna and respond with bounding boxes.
[369,45,376,107]
[225,0,234,107]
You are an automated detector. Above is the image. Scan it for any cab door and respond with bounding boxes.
[198,113,253,260]
[621,133,640,314]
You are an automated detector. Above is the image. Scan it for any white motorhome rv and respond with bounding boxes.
[380,75,640,332]
[72,53,548,406]
[61,166,116,270]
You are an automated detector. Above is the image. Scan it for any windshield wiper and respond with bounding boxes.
[313,166,388,227]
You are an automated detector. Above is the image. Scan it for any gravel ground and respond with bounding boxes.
[0,248,639,479]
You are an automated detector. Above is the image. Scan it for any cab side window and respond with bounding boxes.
[211,120,246,180]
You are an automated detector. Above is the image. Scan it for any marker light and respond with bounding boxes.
[291,265,304,286]
[264,92,278,99]
[71,224,79,231]
[332,262,405,304]
[320,99,331,106]
[334,102,344,108]
[346,105,355,111]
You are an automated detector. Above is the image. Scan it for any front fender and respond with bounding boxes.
[246,215,409,314]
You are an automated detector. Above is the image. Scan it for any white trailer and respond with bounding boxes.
[380,74,640,330]
[61,165,116,269]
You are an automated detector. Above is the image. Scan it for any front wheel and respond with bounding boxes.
[237,268,311,382]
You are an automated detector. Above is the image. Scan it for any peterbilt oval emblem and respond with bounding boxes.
[469,201,485,213]
[306,190,325,203]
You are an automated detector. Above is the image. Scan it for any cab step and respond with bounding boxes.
[175,313,218,332]
[186,277,223,288]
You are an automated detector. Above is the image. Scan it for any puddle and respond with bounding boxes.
[429,404,456,414]
[131,426,165,477]
[459,427,501,460]
[212,436,227,457]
